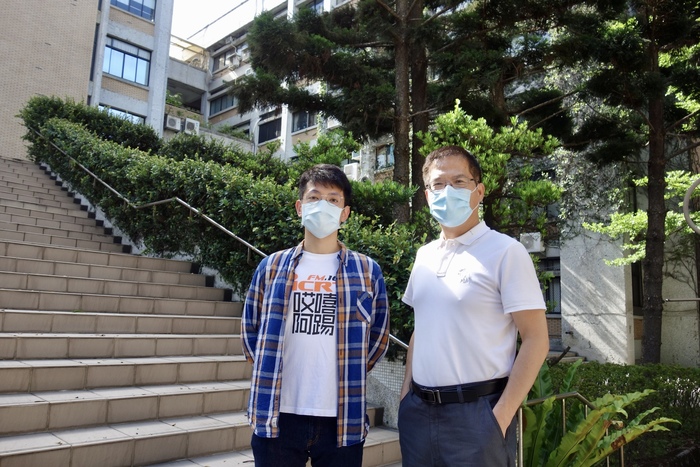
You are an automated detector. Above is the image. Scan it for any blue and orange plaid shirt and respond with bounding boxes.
[242,242,389,447]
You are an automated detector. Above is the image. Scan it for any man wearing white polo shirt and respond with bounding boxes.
[398,145,549,466]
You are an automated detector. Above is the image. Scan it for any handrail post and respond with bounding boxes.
[517,406,524,467]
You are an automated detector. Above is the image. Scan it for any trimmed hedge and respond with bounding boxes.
[549,361,700,464]
[19,96,421,344]
[19,95,161,153]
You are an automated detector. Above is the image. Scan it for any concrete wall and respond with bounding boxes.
[659,238,700,366]
[0,0,98,160]
[560,229,635,364]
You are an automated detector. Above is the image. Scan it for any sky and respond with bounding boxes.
[171,0,257,44]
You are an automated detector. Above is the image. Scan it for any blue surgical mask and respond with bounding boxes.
[301,200,343,239]
[427,185,475,227]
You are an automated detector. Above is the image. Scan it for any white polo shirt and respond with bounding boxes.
[403,221,546,387]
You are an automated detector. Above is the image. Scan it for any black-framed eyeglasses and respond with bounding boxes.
[428,178,477,193]
[302,194,345,207]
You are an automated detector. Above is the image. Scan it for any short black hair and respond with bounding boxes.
[422,145,482,187]
[298,164,352,207]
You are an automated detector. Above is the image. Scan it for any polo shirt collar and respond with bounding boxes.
[439,221,489,247]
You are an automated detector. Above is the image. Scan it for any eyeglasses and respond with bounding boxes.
[428,178,477,193]
[302,194,345,207]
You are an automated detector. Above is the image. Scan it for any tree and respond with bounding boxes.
[231,5,412,218]
[419,101,562,239]
[555,0,700,362]
[231,1,578,220]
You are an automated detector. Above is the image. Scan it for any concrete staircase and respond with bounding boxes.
[0,157,401,467]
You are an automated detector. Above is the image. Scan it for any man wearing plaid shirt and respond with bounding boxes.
[242,164,390,467]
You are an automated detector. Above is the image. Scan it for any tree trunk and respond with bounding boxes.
[409,1,427,217]
[641,92,666,364]
[392,0,411,223]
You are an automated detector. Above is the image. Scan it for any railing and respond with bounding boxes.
[36,129,625,465]
[33,126,404,340]
[518,392,625,467]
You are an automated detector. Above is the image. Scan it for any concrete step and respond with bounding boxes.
[0,289,240,316]
[0,332,242,360]
[0,186,84,210]
[0,210,116,236]
[0,203,102,227]
[0,240,195,273]
[148,426,402,467]
[0,411,252,467]
[0,228,127,253]
[0,309,240,335]
[0,355,252,393]
[547,348,586,364]
[0,174,73,195]
[0,271,227,301]
[0,256,209,287]
[0,380,251,436]
[0,415,398,467]
[0,220,122,244]
[0,197,91,219]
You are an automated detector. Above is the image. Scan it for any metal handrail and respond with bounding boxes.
[32,126,405,344]
[389,334,409,349]
[32,126,267,260]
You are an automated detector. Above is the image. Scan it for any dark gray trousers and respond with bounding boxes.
[398,388,517,467]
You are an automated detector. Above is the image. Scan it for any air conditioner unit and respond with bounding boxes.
[228,57,241,69]
[343,163,359,181]
[520,232,545,253]
[164,114,181,132]
[184,118,200,135]
[225,36,234,45]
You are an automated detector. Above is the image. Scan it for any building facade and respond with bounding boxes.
[1,0,174,161]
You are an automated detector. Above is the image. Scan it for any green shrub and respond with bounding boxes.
[339,214,424,345]
[547,361,700,464]
[20,99,420,310]
[19,95,161,154]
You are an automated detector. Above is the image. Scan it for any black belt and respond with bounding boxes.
[411,377,508,405]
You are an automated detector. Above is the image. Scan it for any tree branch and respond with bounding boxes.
[667,139,700,159]
[517,89,579,118]
[665,109,700,133]
[374,0,400,21]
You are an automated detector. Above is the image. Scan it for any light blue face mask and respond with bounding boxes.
[301,200,343,239]
[427,185,475,228]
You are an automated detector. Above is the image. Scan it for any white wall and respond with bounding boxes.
[560,229,635,364]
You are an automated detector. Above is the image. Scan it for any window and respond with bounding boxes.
[258,118,282,144]
[98,105,145,125]
[111,0,156,21]
[210,93,237,115]
[376,144,394,169]
[292,110,317,132]
[103,37,151,85]
[233,123,250,138]
[301,0,324,14]
[213,50,239,72]
[541,258,561,314]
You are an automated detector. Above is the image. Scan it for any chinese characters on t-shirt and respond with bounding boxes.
[291,274,337,336]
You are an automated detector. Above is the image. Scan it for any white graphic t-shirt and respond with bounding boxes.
[280,251,339,416]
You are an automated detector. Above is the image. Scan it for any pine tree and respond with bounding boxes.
[556,0,700,362]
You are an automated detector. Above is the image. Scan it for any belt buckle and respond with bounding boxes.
[424,388,442,404]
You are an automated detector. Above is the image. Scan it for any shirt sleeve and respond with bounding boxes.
[241,258,267,363]
[500,241,547,314]
[367,261,389,372]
